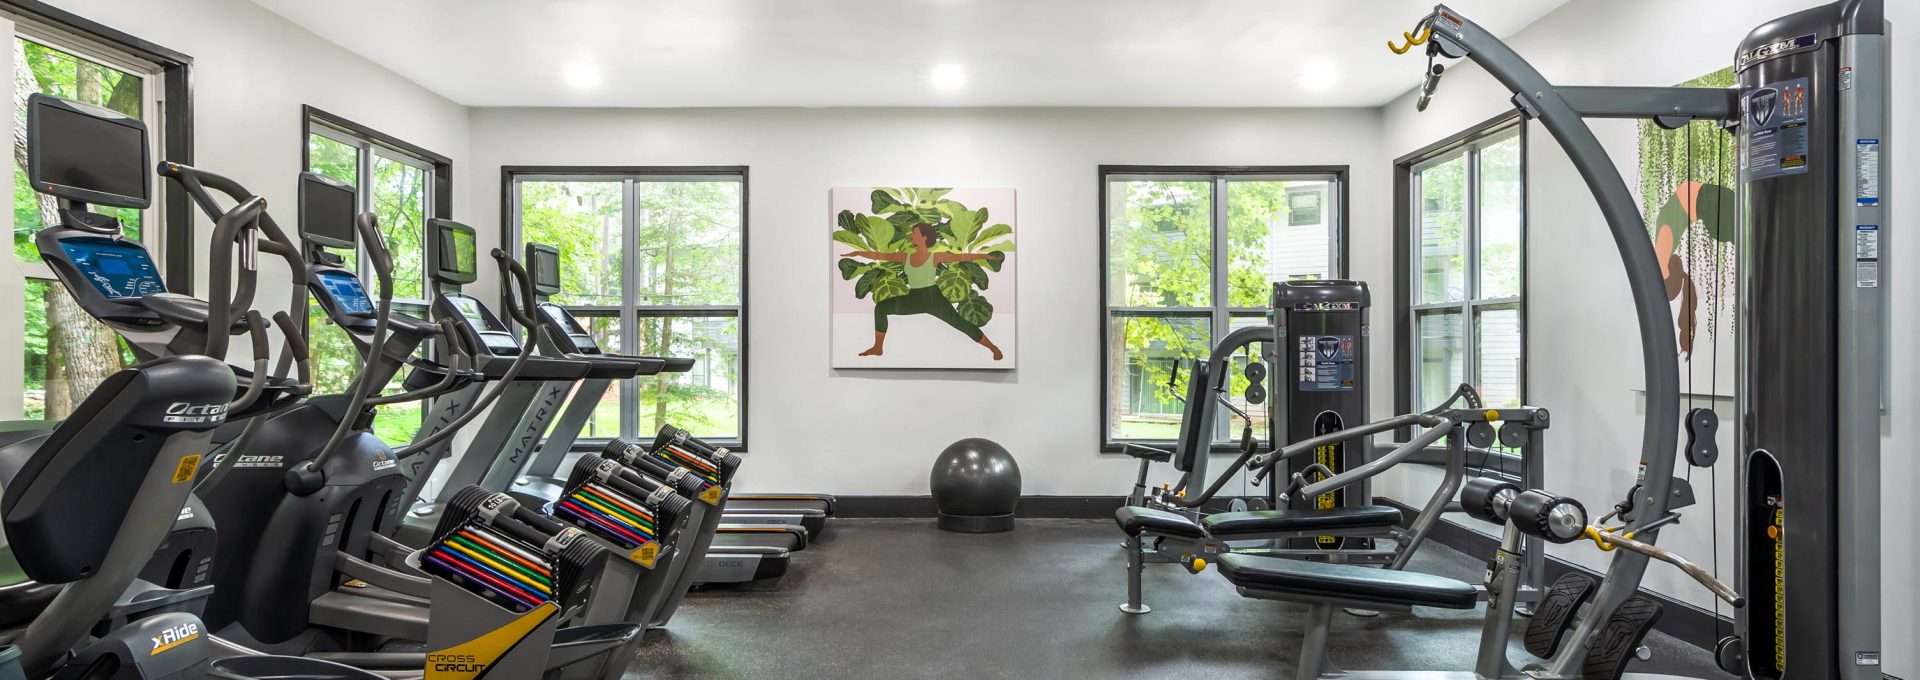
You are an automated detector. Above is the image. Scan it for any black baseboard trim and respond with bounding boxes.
[1377,499,1735,652]
[834,495,1127,519]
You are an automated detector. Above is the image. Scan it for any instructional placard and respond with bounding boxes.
[1297,335,1356,393]
[1744,78,1811,180]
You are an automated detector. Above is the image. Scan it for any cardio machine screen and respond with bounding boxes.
[452,297,491,326]
[316,270,374,316]
[58,237,164,299]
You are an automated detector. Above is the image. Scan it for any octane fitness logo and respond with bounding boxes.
[162,401,228,424]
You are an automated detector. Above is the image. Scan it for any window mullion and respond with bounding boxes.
[1210,176,1233,443]
[1463,143,1482,393]
[620,178,639,440]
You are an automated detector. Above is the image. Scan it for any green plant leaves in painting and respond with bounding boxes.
[871,272,911,302]
[971,223,1012,250]
[838,187,1011,323]
[935,266,973,303]
[832,229,867,251]
[960,261,990,289]
[956,291,994,327]
[860,215,898,251]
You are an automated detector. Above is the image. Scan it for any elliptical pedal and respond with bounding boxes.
[1523,571,1595,658]
[1578,594,1663,680]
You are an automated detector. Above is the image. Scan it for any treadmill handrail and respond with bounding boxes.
[391,250,542,459]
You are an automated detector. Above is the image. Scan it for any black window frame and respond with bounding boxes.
[301,107,455,305]
[1392,112,1529,434]
[0,0,194,291]
[1097,164,1350,453]
[501,165,751,452]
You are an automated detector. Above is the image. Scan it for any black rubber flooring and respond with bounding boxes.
[627,518,1733,678]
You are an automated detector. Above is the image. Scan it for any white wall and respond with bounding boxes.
[1370,0,1917,675]
[465,106,1390,496]
[42,0,470,361]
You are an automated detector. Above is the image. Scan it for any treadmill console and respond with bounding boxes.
[58,236,164,299]
[438,292,521,356]
[314,269,375,317]
[536,303,601,355]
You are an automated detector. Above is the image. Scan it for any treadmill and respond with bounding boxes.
[503,243,803,591]
[510,242,834,537]
[391,219,605,546]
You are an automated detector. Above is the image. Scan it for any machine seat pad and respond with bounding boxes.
[1218,554,1478,610]
[1201,505,1403,537]
[1113,506,1205,539]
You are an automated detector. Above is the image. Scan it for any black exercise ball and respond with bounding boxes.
[930,438,1021,533]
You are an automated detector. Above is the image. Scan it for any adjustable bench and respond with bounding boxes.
[1113,503,1407,614]
[1218,553,1479,680]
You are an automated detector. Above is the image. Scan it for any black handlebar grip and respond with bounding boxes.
[357,212,395,290]
[244,311,269,358]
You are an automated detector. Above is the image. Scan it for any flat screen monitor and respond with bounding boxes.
[432,219,477,285]
[300,173,358,250]
[57,237,165,299]
[315,269,374,316]
[26,94,149,209]
[528,244,560,294]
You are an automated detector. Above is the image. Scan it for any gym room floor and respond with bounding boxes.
[632,519,1732,678]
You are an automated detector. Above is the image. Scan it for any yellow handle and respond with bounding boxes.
[1582,525,1636,552]
[1388,27,1432,54]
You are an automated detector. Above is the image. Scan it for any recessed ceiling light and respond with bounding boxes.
[930,63,967,91]
[1298,61,1339,91]
[563,60,603,90]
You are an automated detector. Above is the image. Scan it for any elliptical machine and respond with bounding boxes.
[0,92,385,680]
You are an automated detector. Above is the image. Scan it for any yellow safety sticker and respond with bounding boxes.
[699,486,723,505]
[172,455,202,484]
[629,542,660,568]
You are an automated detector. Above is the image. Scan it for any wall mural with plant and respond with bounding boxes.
[1637,67,1736,397]
[830,187,1017,369]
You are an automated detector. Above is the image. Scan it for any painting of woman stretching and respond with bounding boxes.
[831,187,1016,369]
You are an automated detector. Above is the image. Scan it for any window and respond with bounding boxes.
[301,110,449,445]
[509,169,747,448]
[9,31,158,421]
[1400,122,1525,413]
[1100,167,1346,449]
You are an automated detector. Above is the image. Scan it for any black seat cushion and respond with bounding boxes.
[1113,506,1205,539]
[1218,554,1478,610]
[1201,505,1404,537]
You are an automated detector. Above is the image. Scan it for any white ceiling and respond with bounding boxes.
[246,0,1567,108]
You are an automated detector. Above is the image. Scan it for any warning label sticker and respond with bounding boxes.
[1856,225,1880,259]
[1856,139,1881,206]
[1297,335,1356,393]
[1744,78,1811,181]
[1857,225,1879,289]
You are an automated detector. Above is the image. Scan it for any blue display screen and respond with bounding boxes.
[57,237,164,300]
[316,270,373,315]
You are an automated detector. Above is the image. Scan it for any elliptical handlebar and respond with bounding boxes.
[493,248,539,328]
[227,311,270,411]
[389,250,543,459]
[357,212,395,293]
[201,195,267,361]
[298,212,399,494]
[158,161,310,378]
